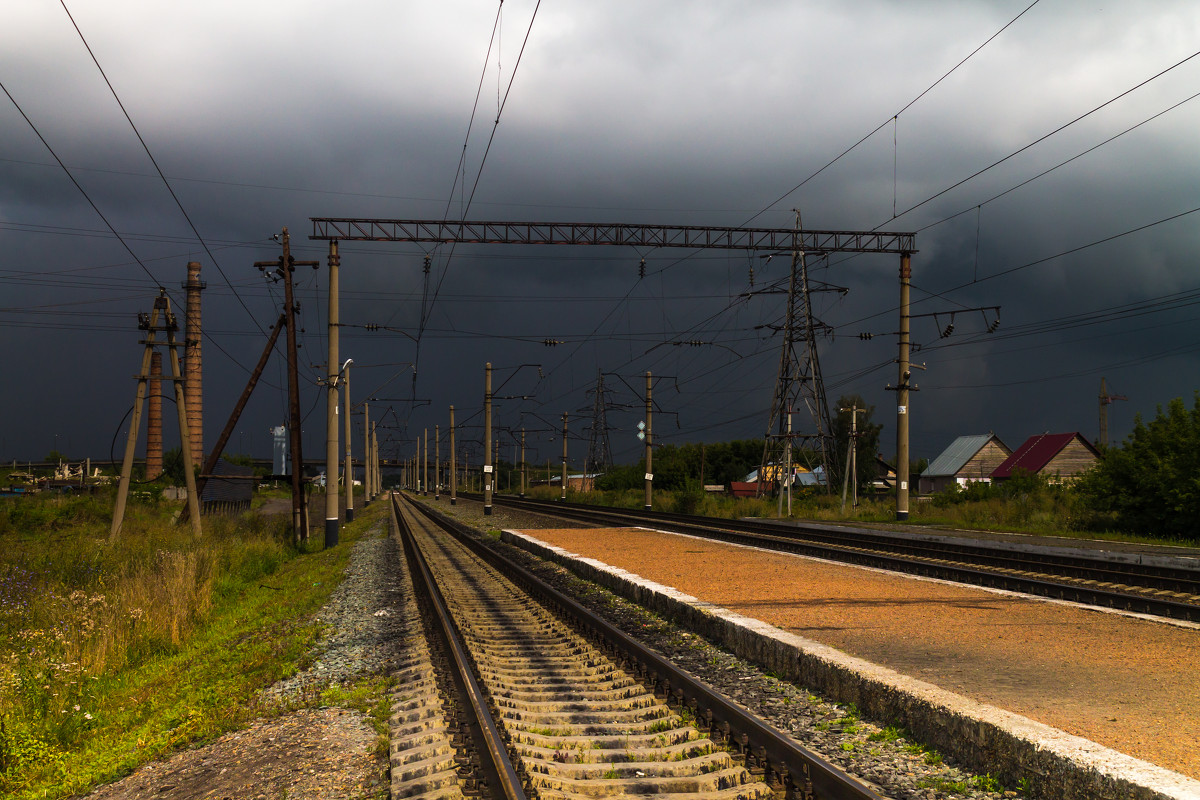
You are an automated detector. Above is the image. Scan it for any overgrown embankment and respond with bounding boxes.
[0,490,385,798]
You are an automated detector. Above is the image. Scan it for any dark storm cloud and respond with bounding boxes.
[2,1,1199,466]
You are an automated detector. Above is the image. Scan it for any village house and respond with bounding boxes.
[990,432,1100,482]
[919,433,1012,494]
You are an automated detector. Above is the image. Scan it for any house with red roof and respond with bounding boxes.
[989,432,1100,482]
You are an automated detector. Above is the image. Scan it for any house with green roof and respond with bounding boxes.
[918,433,1012,495]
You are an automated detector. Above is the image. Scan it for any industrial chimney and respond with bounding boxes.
[183,261,205,467]
[147,350,163,479]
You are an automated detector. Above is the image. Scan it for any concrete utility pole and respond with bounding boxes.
[423,427,428,496]
[342,359,354,522]
[483,362,493,516]
[644,371,653,511]
[561,412,569,501]
[435,425,441,500]
[520,428,526,498]
[324,240,340,548]
[449,405,457,505]
[371,424,379,495]
[840,405,867,514]
[777,409,793,518]
[896,252,912,522]
[363,402,372,504]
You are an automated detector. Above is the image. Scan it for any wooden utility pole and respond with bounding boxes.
[644,371,653,510]
[111,292,201,538]
[180,314,286,527]
[256,228,318,542]
[483,362,493,515]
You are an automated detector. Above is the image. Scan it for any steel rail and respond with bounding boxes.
[481,494,1200,622]
[403,493,885,800]
[390,494,528,800]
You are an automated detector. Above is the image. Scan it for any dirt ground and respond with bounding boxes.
[517,525,1200,780]
[80,708,385,800]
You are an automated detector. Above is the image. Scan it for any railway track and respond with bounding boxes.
[389,492,884,800]
[468,493,1200,622]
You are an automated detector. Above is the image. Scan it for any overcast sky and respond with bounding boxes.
[3,1,1199,472]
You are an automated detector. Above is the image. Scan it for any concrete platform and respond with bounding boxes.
[502,525,1200,800]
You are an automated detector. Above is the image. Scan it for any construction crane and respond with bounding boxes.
[1098,376,1128,448]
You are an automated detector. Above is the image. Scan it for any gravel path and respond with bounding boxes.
[414,494,1020,800]
[265,523,410,702]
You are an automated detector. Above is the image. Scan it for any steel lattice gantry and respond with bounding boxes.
[309,218,915,254]
[310,217,921,522]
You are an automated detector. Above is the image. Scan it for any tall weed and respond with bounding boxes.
[0,493,294,788]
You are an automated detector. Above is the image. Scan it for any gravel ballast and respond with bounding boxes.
[410,494,1028,800]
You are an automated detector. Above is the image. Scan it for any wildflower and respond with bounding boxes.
[74,704,80,711]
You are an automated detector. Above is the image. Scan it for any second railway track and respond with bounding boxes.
[464,493,1200,622]
[390,492,885,800]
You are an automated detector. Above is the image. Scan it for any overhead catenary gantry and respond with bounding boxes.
[310,217,920,521]
[310,218,914,254]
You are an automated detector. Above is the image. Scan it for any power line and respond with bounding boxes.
[0,78,163,290]
[744,0,1042,226]
[58,0,268,339]
[889,47,1200,223]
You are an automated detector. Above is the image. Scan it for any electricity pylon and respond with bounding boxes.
[584,369,613,478]
[759,212,834,497]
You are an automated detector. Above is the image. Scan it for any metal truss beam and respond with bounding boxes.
[310,218,916,254]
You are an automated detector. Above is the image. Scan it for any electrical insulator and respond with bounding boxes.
[423,254,431,275]
[858,332,873,340]
[543,339,561,346]
[366,323,379,331]
[988,318,1000,333]
[639,257,646,279]
[941,323,954,338]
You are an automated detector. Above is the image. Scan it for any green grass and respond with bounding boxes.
[866,725,905,743]
[0,491,388,798]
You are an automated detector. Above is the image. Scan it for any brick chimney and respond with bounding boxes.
[183,261,205,467]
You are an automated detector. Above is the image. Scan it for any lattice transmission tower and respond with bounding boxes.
[584,370,613,477]
[759,213,837,495]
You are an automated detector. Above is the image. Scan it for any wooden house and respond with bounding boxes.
[990,432,1099,482]
[919,434,1011,494]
